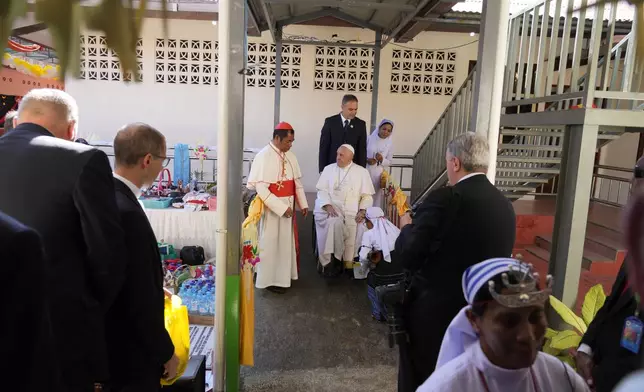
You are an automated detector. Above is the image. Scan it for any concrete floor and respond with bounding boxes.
[240,195,398,392]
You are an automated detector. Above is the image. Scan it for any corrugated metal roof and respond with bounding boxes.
[451,0,635,21]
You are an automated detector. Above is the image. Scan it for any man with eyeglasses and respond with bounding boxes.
[107,123,178,392]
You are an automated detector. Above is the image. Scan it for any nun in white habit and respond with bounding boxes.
[417,258,589,392]
[366,119,394,210]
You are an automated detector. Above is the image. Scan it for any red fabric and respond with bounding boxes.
[268,180,295,197]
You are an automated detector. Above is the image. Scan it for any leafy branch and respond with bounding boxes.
[1,0,168,81]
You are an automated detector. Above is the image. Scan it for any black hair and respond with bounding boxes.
[75,138,89,145]
[273,128,294,141]
[342,94,358,105]
[470,272,520,317]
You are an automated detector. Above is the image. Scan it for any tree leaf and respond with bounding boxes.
[35,0,82,80]
[545,327,559,339]
[0,0,28,60]
[581,284,606,326]
[550,329,582,351]
[85,0,139,81]
[542,338,561,356]
[549,295,588,334]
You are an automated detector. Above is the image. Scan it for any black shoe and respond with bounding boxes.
[266,286,287,294]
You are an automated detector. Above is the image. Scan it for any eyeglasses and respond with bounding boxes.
[153,155,171,167]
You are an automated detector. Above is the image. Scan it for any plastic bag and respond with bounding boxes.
[160,295,190,386]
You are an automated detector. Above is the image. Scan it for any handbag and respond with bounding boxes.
[180,246,206,266]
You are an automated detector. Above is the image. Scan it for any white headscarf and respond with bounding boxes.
[365,206,400,262]
[435,258,530,370]
[367,119,394,160]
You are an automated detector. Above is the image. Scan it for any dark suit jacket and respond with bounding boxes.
[319,114,367,172]
[0,212,62,391]
[0,123,126,387]
[107,179,174,384]
[396,174,516,389]
[400,174,516,299]
[580,262,643,392]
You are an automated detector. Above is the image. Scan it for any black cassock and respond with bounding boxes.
[395,174,516,391]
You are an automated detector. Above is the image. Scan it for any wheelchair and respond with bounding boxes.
[311,218,360,278]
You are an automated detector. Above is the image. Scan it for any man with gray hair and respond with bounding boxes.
[395,131,516,392]
[2,110,17,135]
[0,88,126,391]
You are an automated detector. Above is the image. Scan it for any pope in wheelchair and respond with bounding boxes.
[313,144,375,277]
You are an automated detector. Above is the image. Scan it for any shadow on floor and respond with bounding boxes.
[240,204,398,391]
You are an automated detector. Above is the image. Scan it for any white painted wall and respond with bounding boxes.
[65,18,479,190]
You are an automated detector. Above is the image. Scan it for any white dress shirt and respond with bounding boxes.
[113,173,142,198]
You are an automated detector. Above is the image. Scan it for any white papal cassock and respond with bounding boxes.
[314,162,375,266]
[247,142,307,289]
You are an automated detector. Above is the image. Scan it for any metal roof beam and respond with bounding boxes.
[246,0,262,36]
[277,8,336,26]
[266,0,416,12]
[258,0,277,41]
[413,17,480,25]
[277,7,380,31]
[282,39,378,48]
[381,0,434,47]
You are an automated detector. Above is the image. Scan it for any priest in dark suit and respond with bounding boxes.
[318,94,367,172]
[107,123,178,392]
[395,132,517,392]
[0,88,126,391]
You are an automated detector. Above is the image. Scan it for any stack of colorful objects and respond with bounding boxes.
[178,274,216,316]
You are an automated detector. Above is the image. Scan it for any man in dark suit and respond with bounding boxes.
[0,211,62,391]
[576,261,643,392]
[395,132,516,392]
[318,94,367,172]
[107,123,178,391]
[0,89,126,391]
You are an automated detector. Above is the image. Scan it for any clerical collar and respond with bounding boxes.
[472,342,532,385]
[114,173,142,198]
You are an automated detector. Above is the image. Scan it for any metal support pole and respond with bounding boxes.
[548,124,598,308]
[469,0,510,184]
[274,26,283,126]
[215,0,245,390]
[369,30,382,132]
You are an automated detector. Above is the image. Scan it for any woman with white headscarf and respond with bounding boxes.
[357,206,404,321]
[366,119,394,210]
[417,257,589,392]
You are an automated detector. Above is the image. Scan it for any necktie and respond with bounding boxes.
[344,119,349,132]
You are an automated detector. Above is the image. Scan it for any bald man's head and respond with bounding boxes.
[17,89,78,140]
[336,145,354,168]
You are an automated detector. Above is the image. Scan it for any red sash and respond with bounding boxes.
[267,179,300,272]
[268,180,295,197]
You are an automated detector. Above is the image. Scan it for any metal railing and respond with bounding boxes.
[591,164,633,207]
[410,69,476,202]
[503,0,641,113]
[527,163,633,208]
[93,144,257,185]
